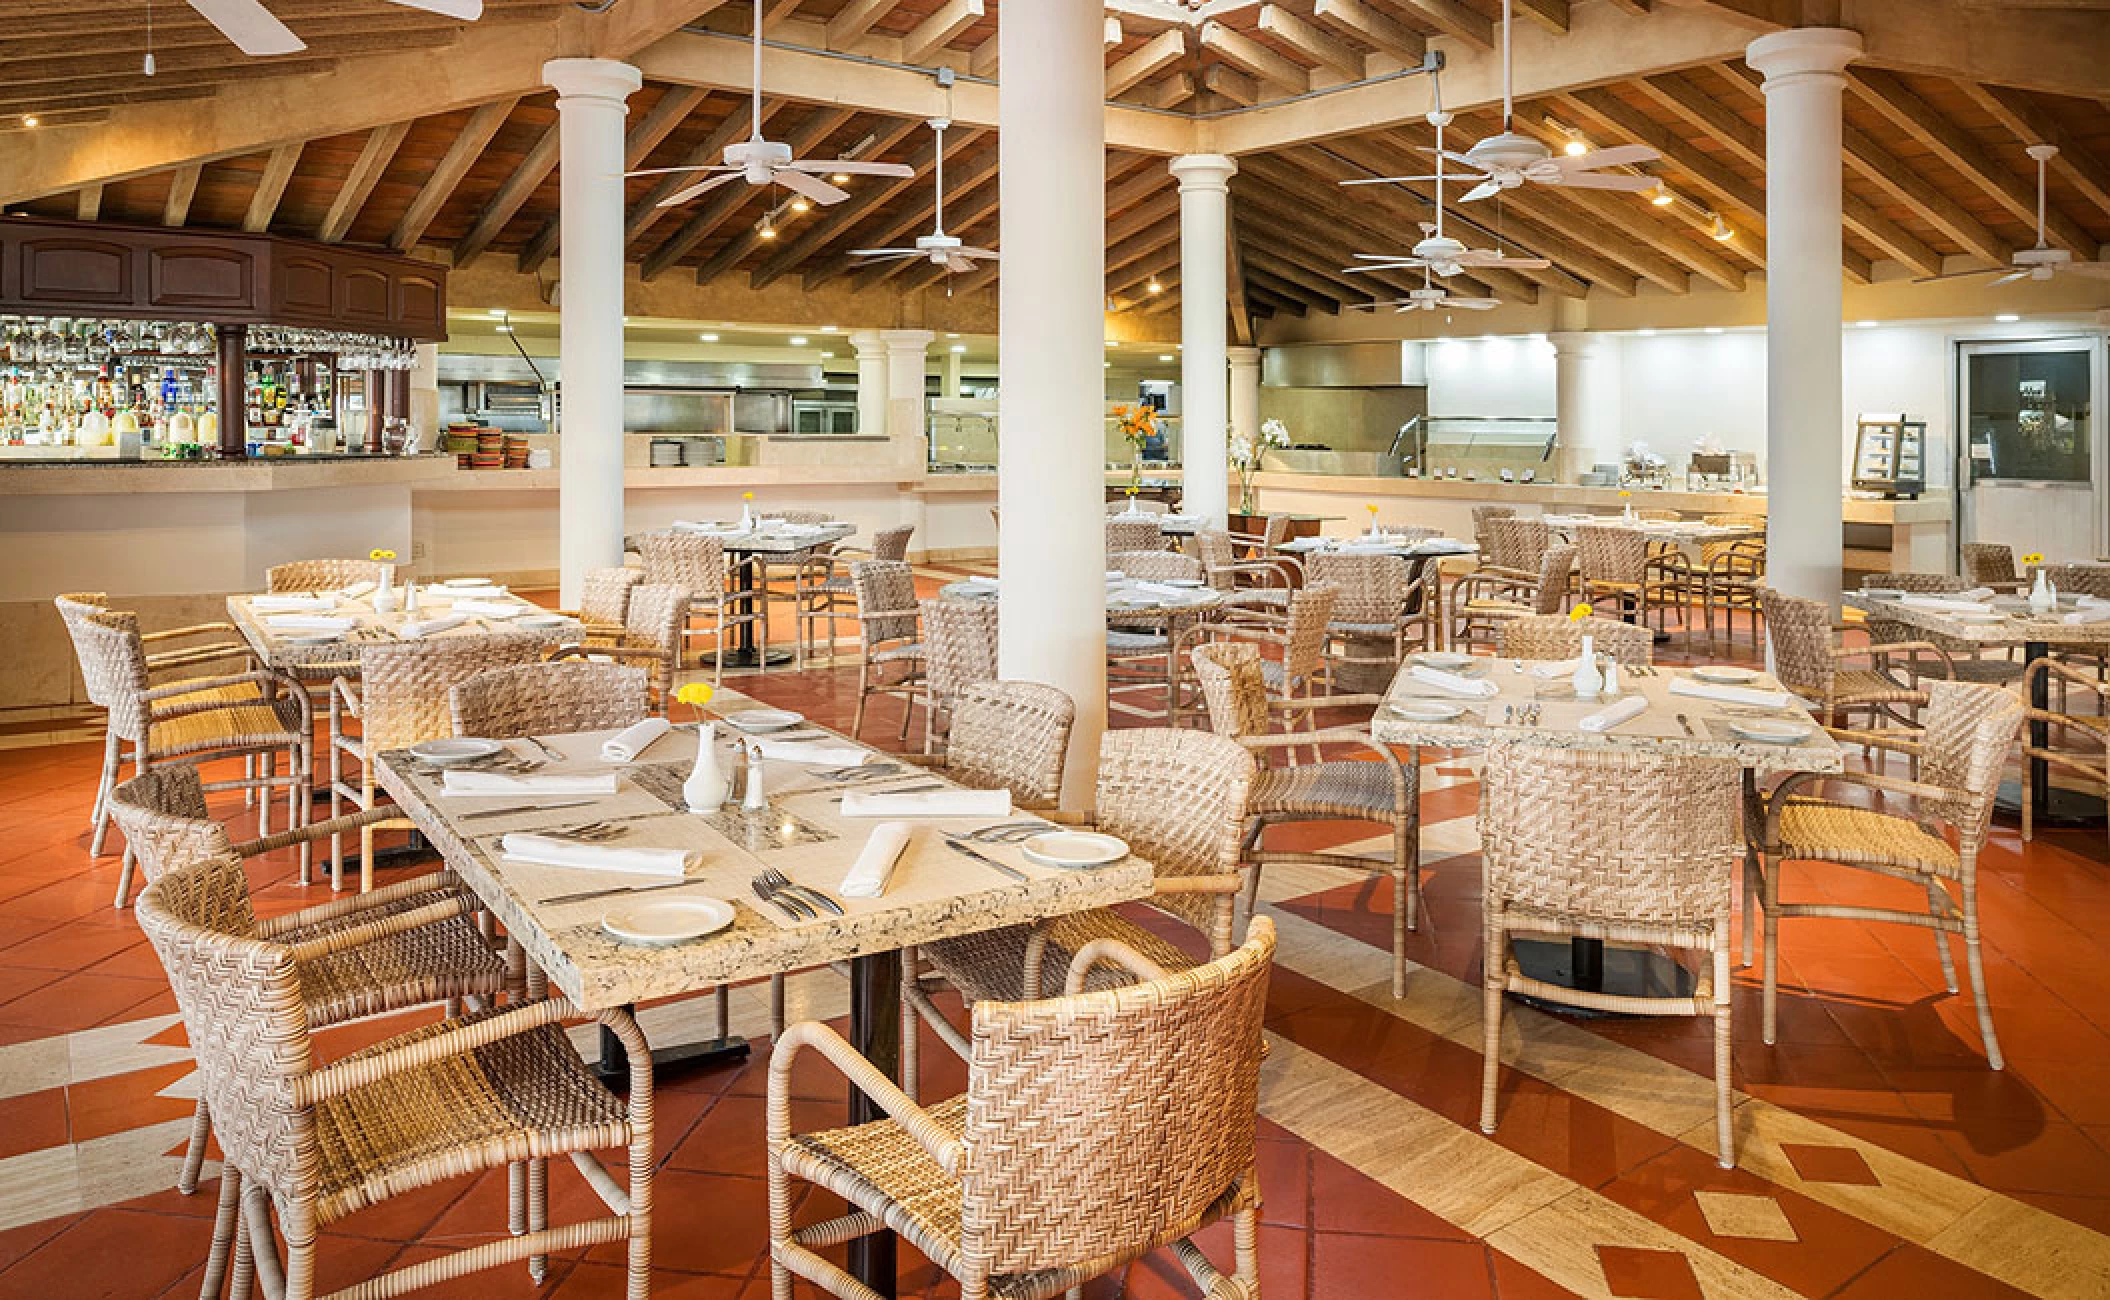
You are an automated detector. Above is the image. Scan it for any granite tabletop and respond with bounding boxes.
[666,520,858,554]
[1540,514,1764,546]
[1845,591,2110,647]
[228,586,564,678]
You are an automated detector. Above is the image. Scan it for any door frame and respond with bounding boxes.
[1954,332,2109,567]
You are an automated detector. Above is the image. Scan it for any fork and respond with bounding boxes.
[750,875,810,921]
[961,821,1045,843]
[759,867,844,916]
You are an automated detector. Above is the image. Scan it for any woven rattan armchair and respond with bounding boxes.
[776,918,1273,1300]
[1962,542,2025,594]
[1308,551,1438,681]
[2017,658,2110,845]
[1204,584,1338,759]
[450,660,650,739]
[1498,613,1653,668]
[796,522,914,669]
[1104,550,1208,723]
[329,635,553,892]
[1761,587,1950,738]
[1693,534,1766,653]
[136,851,654,1300]
[60,598,310,864]
[1448,544,1575,653]
[850,559,927,743]
[1105,515,1165,554]
[1196,527,1298,623]
[1471,504,1516,553]
[265,558,391,593]
[1575,524,1681,634]
[917,596,1000,754]
[1479,742,1745,1166]
[550,565,644,643]
[2042,562,2110,599]
[549,583,691,711]
[106,766,505,1197]
[1478,517,1551,581]
[1191,640,1420,996]
[902,727,1257,1097]
[636,529,766,682]
[1747,680,2023,1069]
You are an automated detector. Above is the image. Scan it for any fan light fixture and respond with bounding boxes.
[21,116,38,128]
[1650,186,1676,207]
[758,221,778,239]
[1710,215,1734,242]
[1147,279,1164,294]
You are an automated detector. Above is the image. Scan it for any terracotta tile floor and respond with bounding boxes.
[3,568,2109,1296]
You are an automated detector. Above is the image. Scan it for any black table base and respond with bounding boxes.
[1510,938,1696,1018]
[846,950,903,1296]
[592,1014,750,1089]
[1994,779,2108,829]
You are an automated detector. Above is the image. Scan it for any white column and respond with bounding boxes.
[544,57,641,609]
[999,0,1105,807]
[849,329,888,438]
[1550,331,1623,482]
[880,329,933,470]
[940,345,965,400]
[1228,345,1261,451]
[1749,27,1861,607]
[407,342,441,452]
[1171,154,1237,527]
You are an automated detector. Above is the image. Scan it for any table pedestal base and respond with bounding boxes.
[593,1019,749,1089]
[1510,938,1695,1018]
[1994,780,2108,830]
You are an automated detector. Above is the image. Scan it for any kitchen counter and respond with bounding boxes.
[0,453,458,496]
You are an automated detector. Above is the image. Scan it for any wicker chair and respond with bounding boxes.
[796,523,914,669]
[1308,552,1438,680]
[106,766,504,1196]
[136,851,654,1300]
[265,559,391,593]
[1471,504,1516,554]
[916,596,1002,754]
[1696,526,1766,652]
[1961,542,2024,594]
[1746,680,2024,1068]
[1575,524,1680,634]
[1858,574,2022,687]
[1196,527,1297,622]
[59,598,310,865]
[1191,640,1420,996]
[450,660,651,739]
[2017,658,2110,846]
[1479,516,1551,580]
[1105,550,1209,723]
[2043,562,2110,599]
[1448,544,1576,653]
[775,918,1273,1300]
[1761,587,1949,737]
[1479,743,1744,1165]
[551,566,644,642]
[635,530,765,683]
[902,727,1257,1097]
[850,560,926,744]
[1498,613,1653,668]
[328,635,553,892]
[1105,516,1165,554]
[1205,584,1338,759]
[549,583,691,711]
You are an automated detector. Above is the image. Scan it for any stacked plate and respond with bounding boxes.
[649,439,684,468]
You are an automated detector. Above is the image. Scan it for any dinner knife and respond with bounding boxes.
[458,799,600,821]
[943,835,1028,882]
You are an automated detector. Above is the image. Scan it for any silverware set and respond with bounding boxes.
[808,761,908,785]
[1501,703,1542,727]
[955,821,1046,844]
[537,878,704,907]
[523,735,565,763]
[457,798,600,821]
[1676,712,1698,737]
[750,868,844,920]
[825,781,943,802]
[942,834,1028,881]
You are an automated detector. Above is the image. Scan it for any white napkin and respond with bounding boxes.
[264,613,356,633]
[756,737,871,767]
[2079,595,2110,609]
[1133,581,1194,599]
[499,833,692,879]
[1162,513,1199,525]
[338,580,376,600]
[399,614,468,639]
[1406,665,1500,698]
[1529,658,1582,680]
[600,717,671,762]
[254,593,336,613]
[840,788,1012,819]
[1900,596,1992,614]
[1960,587,1996,601]
[840,822,911,898]
[452,600,523,619]
[440,770,619,797]
[436,580,505,594]
[1104,570,1125,581]
[2062,606,2110,625]
[1669,677,1793,710]
[1578,695,1649,733]
[674,520,739,534]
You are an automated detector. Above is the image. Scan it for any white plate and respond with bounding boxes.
[281,631,344,645]
[601,897,734,946]
[441,578,498,589]
[1391,699,1468,722]
[1162,578,1207,588]
[410,737,504,766]
[1415,652,1476,672]
[1021,831,1129,870]
[724,708,804,733]
[1728,719,1812,745]
[516,614,576,631]
[1692,666,1759,685]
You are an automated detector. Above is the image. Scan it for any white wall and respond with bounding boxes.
[1423,336,1558,418]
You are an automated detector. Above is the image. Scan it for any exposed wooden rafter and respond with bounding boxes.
[389,97,519,253]
[317,121,410,245]
[241,143,303,234]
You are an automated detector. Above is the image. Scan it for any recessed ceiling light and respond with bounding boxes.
[1105,340,1118,348]
[822,325,840,333]
[1104,361,1112,368]
[950,344,966,353]
[487,309,508,319]
[1703,326,1724,334]
[21,116,38,129]
[1636,328,1656,337]
[1854,320,1878,329]
[945,332,961,339]
[820,350,835,358]
[1157,353,1174,361]
[1147,279,1163,294]
[788,335,808,345]
[495,324,513,333]
[699,332,720,342]
[1995,313,2021,323]
[830,173,850,185]
[789,198,811,214]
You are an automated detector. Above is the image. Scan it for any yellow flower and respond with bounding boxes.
[1569,603,1593,622]
[2022,552,2044,566]
[675,682,716,707]
[1617,489,1631,499]
[742,492,755,501]
[1365,504,1379,515]
[368,548,397,562]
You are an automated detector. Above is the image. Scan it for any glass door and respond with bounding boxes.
[1957,336,2105,566]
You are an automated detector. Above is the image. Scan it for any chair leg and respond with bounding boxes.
[1740,848,1759,968]
[226,1178,257,1300]
[89,730,121,857]
[769,973,786,1039]
[179,1099,213,1194]
[900,945,921,1101]
[359,770,377,895]
[199,1167,243,1300]
[1761,855,1782,1046]
[1927,880,1960,993]
[1479,912,1506,1136]
[1391,862,1409,999]
[852,659,872,739]
[1962,874,2004,1070]
[113,848,138,910]
[527,1156,549,1281]
[1713,942,1735,1169]
[241,1183,285,1300]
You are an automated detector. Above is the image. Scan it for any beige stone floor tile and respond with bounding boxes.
[1694,1190,1799,1243]
[1488,1187,1802,1300]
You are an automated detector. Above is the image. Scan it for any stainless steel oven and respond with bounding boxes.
[792,400,860,435]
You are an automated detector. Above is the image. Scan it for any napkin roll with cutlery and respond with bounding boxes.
[399,614,469,640]
[1578,695,1649,733]
[450,600,523,619]
[254,593,338,613]
[600,717,671,762]
[841,821,911,898]
[440,770,620,797]
[500,832,693,878]
[1407,665,1501,698]
[756,737,872,768]
[264,613,357,633]
[840,788,1011,819]
[1667,678,1792,710]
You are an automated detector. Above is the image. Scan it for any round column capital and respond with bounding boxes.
[1170,154,1239,192]
[1745,28,1862,89]
[542,58,643,105]
[879,328,937,355]
[847,329,888,352]
[1547,330,1614,358]
[1228,345,1263,367]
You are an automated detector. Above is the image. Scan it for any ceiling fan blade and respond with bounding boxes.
[1460,179,1505,203]
[185,0,306,55]
[945,254,978,274]
[1418,146,1481,168]
[1546,171,1658,192]
[1910,265,2006,284]
[848,248,920,259]
[624,163,734,179]
[1563,143,1658,170]
[1457,252,1551,270]
[1451,298,1502,310]
[787,159,916,178]
[1992,268,2033,286]
[1340,175,1442,187]
[378,0,482,17]
[657,171,744,207]
[956,246,998,259]
[1344,262,1418,274]
[773,168,851,206]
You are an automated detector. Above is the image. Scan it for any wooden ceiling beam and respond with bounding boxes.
[900,0,983,64]
[1233,169,1526,303]
[241,142,303,234]
[825,0,899,49]
[644,106,855,280]
[744,121,954,289]
[1388,0,1495,47]
[1200,21,1309,96]
[1243,260,1339,313]
[803,145,1000,290]
[953,186,1180,296]
[388,96,518,253]
[1311,0,1426,67]
[1245,279,1309,318]
[317,121,410,244]
[454,123,559,268]
[0,56,343,114]
[1,27,460,86]
[1961,81,2110,221]
[162,164,201,226]
[1512,0,1572,36]
[1256,6,1366,82]
[74,184,100,222]
[1200,64,1263,107]
[895,156,1161,295]
[1226,205,1256,348]
[1105,29,1188,98]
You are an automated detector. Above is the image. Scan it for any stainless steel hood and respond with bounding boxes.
[1261,341,1428,389]
[436,353,823,390]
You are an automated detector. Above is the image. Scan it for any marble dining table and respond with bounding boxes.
[227,585,559,680]
[661,519,861,666]
[376,713,1152,1297]
[1539,513,1765,547]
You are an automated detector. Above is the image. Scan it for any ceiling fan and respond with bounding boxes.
[623,0,914,209]
[849,117,997,277]
[1919,145,2110,286]
[1343,0,1660,202]
[1349,268,1501,314]
[182,0,481,57]
[1343,92,1549,281]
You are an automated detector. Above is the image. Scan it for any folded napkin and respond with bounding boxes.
[499,833,692,879]
[440,770,619,798]
[2062,606,2110,626]
[840,788,1011,819]
[841,822,911,898]
[756,737,872,768]
[1579,695,1649,733]
[264,613,356,633]
[1406,665,1500,698]
[1669,677,1793,710]
[1132,581,1194,599]
[398,614,468,640]
[1161,513,1199,525]
[600,717,671,762]
[254,593,337,613]
[1960,587,1996,601]
[452,600,523,619]
[338,580,376,600]
[1529,658,1582,680]
[674,520,739,534]
[1900,596,1993,614]
[1104,570,1125,581]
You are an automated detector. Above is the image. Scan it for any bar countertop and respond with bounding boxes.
[0,452,463,495]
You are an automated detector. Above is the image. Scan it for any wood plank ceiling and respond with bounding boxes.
[4,1,2108,321]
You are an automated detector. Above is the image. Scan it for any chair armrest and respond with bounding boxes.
[332,676,363,717]
[141,621,242,644]
[768,1021,961,1175]
[296,998,594,1105]
[1856,639,1956,681]
[1209,624,1288,648]
[139,669,278,703]
[552,644,670,666]
[284,896,475,964]
[1270,691,1389,713]
[254,869,461,937]
[1761,770,1963,843]
[146,643,253,673]
[1153,873,1246,897]
[231,804,402,860]
[1063,939,1171,995]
